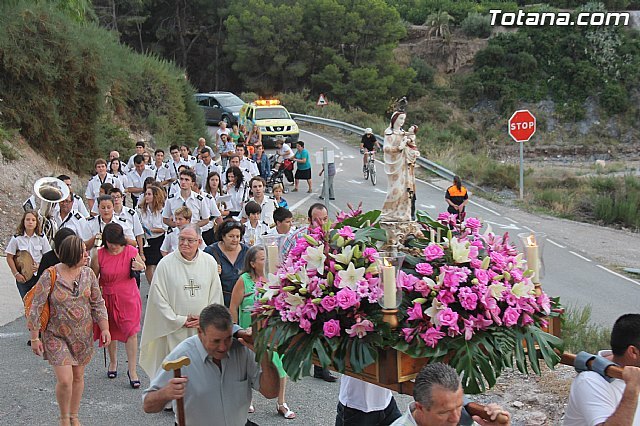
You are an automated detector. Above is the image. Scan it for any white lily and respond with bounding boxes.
[337,262,366,290]
[488,282,507,299]
[262,273,281,301]
[284,293,305,307]
[425,298,444,326]
[450,237,471,263]
[302,245,326,272]
[422,277,437,289]
[511,280,534,298]
[331,245,354,265]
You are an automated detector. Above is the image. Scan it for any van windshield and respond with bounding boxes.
[255,107,290,120]
[216,94,244,107]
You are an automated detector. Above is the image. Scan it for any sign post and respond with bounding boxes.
[317,93,328,107]
[508,110,536,199]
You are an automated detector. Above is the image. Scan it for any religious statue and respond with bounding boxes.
[381,111,420,222]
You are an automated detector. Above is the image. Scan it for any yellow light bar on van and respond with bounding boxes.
[254,99,281,106]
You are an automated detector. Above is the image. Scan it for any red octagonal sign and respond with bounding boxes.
[509,110,536,142]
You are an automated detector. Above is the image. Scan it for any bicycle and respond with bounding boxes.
[362,150,377,185]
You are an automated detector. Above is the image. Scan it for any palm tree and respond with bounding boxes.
[425,11,454,40]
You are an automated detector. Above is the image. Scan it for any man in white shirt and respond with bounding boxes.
[85,158,124,212]
[242,177,277,226]
[193,137,215,160]
[564,313,640,426]
[167,144,189,182]
[162,169,210,228]
[215,121,231,146]
[47,174,89,218]
[53,194,91,241]
[267,207,294,236]
[127,154,155,207]
[275,136,294,184]
[150,149,172,187]
[223,155,252,185]
[195,149,222,189]
[236,144,259,178]
[127,141,147,170]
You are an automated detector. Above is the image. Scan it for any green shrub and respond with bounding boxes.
[600,83,630,115]
[562,304,611,354]
[461,13,492,38]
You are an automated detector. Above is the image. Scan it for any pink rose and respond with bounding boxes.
[320,295,338,312]
[437,308,459,327]
[458,287,478,311]
[420,327,445,348]
[423,244,445,261]
[415,262,434,276]
[399,271,420,291]
[301,301,319,320]
[363,247,378,262]
[323,319,341,338]
[407,303,424,321]
[299,317,312,334]
[438,289,455,305]
[503,307,520,327]
[413,279,432,296]
[336,287,358,310]
[474,269,490,286]
[465,217,482,232]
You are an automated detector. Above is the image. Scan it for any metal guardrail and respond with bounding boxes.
[291,113,484,192]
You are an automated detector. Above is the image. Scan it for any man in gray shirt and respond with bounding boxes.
[142,304,280,426]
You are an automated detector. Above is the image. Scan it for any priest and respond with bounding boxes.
[139,223,223,379]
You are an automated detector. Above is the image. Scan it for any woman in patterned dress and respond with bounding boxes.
[28,236,110,426]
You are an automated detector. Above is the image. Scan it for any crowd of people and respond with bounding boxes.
[6,124,640,426]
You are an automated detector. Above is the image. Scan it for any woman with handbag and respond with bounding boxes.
[27,235,110,426]
[90,222,145,389]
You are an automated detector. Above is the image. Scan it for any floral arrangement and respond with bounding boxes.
[252,207,563,393]
[252,208,393,379]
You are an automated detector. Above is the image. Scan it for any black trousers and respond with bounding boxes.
[335,397,401,426]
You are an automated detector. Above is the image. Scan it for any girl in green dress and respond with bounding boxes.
[229,245,296,419]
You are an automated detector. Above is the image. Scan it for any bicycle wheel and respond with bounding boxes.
[363,163,369,180]
[370,163,377,185]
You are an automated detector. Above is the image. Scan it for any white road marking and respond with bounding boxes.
[569,251,592,262]
[484,220,520,230]
[416,178,441,191]
[301,129,339,149]
[348,179,363,185]
[0,332,25,338]
[469,200,501,216]
[596,265,640,286]
[522,226,535,232]
[374,188,386,194]
[547,239,566,249]
[344,155,355,159]
[504,217,518,223]
[420,204,436,209]
[289,193,316,212]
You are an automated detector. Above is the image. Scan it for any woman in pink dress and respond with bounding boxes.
[90,222,145,388]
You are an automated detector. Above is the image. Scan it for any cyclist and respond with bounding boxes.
[360,128,380,172]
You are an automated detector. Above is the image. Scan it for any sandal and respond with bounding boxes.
[70,413,81,426]
[291,188,298,192]
[248,404,255,414]
[127,371,141,389]
[277,402,296,419]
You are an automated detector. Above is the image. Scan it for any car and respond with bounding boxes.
[194,91,244,125]
[239,99,299,148]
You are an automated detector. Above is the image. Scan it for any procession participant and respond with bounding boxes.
[150,149,172,187]
[236,144,259,178]
[229,123,244,145]
[6,211,51,299]
[224,166,248,218]
[204,171,230,220]
[160,207,206,256]
[391,363,511,426]
[139,224,224,380]
[219,133,236,169]
[85,159,124,212]
[252,143,271,180]
[281,203,336,382]
[109,187,145,254]
[109,158,129,204]
[50,174,89,218]
[37,228,76,278]
[126,141,147,170]
[242,201,269,246]
[247,125,262,152]
[241,177,277,226]
[137,185,167,283]
[195,183,222,246]
[267,207,294,237]
[223,154,252,185]
[272,183,289,209]
[179,144,198,169]
[292,141,312,193]
[215,120,231,146]
[336,378,401,426]
[274,135,294,184]
[88,183,114,216]
[53,194,91,242]
[167,164,189,198]
[85,195,136,249]
[167,145,185,183]
[162,169,210,228]
[195,148,222,190]
[143,151,153,167]
[142,304,280,426]
[28,236,110,426]
[90,223,145,388]
[192,137,214,160]
[564,313,640,426]
[109,150,129,173]
[126,154,155,207]
[204,219,248,307]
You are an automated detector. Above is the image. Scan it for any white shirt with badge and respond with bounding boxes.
[160,227,206,255]
[162,191,210,224]
[200,193,222,233]
[167,159,190,180]
[51,194,89,218]
[240,157,260,179]
[5,233,51,264]
[85,174,125,201]
[53,210,91,241]
[126,168,155,193]
[138,207,167,239]
[243,221,270,246]
[193,145,215,159]
[150,162,172,184]
[195,160,222,189]
[114,207,144,237]
[86,215,135,242]
[181,156,197,169]
[241,196,277,226]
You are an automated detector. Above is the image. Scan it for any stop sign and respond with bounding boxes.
[508,110,536,142]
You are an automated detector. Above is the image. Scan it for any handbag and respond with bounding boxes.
[24,266,56,332]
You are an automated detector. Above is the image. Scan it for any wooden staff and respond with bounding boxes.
[559,351,624,379]
[162,356,191,426]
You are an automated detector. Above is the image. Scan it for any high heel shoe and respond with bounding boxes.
[127,371,141,389]
[106,363,117,379]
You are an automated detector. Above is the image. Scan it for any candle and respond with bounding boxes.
[382,263,396,308]
[266,244,279,274]
[436,228,441,243]
[430,228,435,242]
[525,234,540,283]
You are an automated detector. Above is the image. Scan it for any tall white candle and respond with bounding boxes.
[430,229,435,242]
[525,237,540,283]
[267,244,279,274]
[436,228,441,243]
[382,265,396,308]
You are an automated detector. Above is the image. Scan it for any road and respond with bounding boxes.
[229,126,640,327]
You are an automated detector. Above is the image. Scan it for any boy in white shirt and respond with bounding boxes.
[242,201,270,246]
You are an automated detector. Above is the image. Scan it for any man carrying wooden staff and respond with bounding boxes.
[564,313,640,425]
[142,304,280,426]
